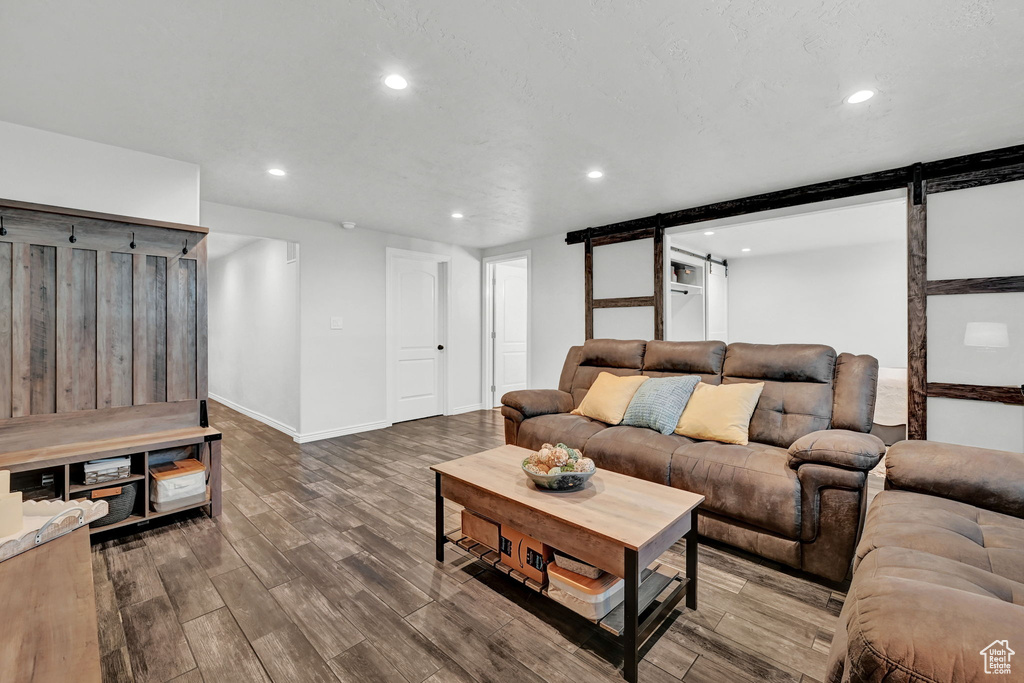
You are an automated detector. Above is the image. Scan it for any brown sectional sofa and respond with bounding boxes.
[827,440,1024,682]
[502,338,885,582]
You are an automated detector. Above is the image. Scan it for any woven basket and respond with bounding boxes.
[89,481,138,528]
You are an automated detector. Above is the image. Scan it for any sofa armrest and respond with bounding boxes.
[788,430,885,471]
[886,440,1024,518]
[501,389,574,419]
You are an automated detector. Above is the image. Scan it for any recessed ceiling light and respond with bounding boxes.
[267,168,286,176]
[587,170,604,179]
[384,74,408,90]
[451,212,464,219]
[845,89,874,104]
[704,231,715,236]
[741,248,752,252]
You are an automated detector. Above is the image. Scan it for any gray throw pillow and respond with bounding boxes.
[621,375,701,435]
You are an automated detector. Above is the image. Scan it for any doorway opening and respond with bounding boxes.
[483,252,530,408]
[386,248,451,424]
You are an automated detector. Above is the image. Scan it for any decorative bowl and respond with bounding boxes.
[521,461,596,492]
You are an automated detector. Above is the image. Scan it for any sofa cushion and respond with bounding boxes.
[583,426,692,485]
[670,440,801,538]
[723,343,837,448]
[579,338,647,369]
[517,414,607,453]
[857,490,1024,584]
[642,340,726,385]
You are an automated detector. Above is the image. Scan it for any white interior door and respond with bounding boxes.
[706,262,729,343]
[392,256,443,422]
[492,260,528,406]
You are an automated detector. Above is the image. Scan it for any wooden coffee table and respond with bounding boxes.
[432,445,704,683]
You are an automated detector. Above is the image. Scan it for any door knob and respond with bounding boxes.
[437,344,445,350]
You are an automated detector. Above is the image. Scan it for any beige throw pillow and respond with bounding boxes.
[675,382,765,445]
[571,372,649,425]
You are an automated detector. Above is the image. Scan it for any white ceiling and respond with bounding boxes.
[671,197,906,260]
[0,2,1022,248]
[206,233,263,261]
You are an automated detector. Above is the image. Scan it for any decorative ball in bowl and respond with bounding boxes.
[522,443,596,492]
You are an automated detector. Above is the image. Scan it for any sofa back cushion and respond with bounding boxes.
[642,340,726,385]
[724,343,837,448]
[565,339,646,407]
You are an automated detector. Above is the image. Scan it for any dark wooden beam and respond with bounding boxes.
[566,166,908,244]
[927,163,1024,194]
[907,180,928,440]
[920,144,1024,180]
[584,237,594,340]
[927,383,1024,406]
[592,227,656,247]
[654,223,665,341]
[565,142,1024,246]
[593,296,655,309]
[927,276,1024,296]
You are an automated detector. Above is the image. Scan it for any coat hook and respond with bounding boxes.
[182,238,188,255]
[0,216,6,237]
[130,232,136,250]
[69,224,77,244]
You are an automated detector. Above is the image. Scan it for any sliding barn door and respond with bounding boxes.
[0,207,206,419]
[909,176,1024,451]
[585,226,665,340]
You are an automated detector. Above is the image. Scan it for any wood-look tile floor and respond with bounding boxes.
[92,402,884,683]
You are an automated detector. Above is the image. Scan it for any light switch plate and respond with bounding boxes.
[330,316,344,330]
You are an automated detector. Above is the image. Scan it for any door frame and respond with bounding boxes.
[482,251,531,408]
[385,247,452,424]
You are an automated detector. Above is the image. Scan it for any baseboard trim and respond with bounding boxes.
[208,393,299,439]
[294,421,392,444]
[450,403,484,415]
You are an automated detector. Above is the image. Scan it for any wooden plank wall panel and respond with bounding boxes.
[29,245,57,415]
[184,258,198,400]
[97,252,133,408]
[148,256,168,403]
[56,249,97,413]
[0,243,11,418]
[75,250,98,411]
[10,243,30,416]
[194,239,208,400]
[132,254,149,404]
[1,205,208,423]
[165,257,198,403]
[132,254,168,405]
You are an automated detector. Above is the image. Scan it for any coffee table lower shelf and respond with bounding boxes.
[444,531,690,639]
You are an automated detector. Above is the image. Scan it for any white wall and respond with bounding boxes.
[208,238,300,434]
[201,201,482,440]
[484,234,585,390]
[726,241,907,368]
[0,120,199,223]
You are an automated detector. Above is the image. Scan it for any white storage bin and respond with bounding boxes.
[547,563,623,620]
[150,459,207,506]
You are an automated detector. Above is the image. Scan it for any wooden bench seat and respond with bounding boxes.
[0,426,221,472]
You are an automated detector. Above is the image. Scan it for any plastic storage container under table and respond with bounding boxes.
[546,562,624,621]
